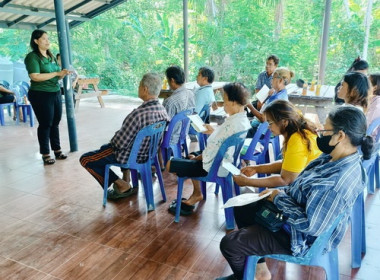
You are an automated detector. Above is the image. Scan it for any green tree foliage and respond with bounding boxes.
[0,0,378,96]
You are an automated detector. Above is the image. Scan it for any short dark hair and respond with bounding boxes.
[349,58,369,72]
[199,66,215,83]
[222,82,249,106]
[165,66,185,85]
[369,74,380,96]
[328,106,373,160]
[267,55,280,66]
[343,72,369,109]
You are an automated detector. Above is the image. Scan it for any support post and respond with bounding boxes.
[183,0,189,82]
[54,0,78,152]
[318,0,332,85]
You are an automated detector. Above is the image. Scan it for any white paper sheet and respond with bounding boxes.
[256,85,270,103]
[221,161,241,175]
[188,114,207,132]
[221,191,272,209]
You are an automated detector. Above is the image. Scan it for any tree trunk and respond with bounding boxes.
[363,0,373,60]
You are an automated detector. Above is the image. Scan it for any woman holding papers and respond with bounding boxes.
[234,100,321,189]
[217,106,373,280]
[247,67,294,138]
[166,83,251,215]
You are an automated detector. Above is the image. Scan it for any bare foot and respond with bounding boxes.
[184,194,203,206]
[255,262,271,280]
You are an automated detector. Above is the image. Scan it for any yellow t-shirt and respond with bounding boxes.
[282,130,322,173]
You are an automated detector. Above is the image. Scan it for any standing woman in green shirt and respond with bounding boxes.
[24,29,71,165]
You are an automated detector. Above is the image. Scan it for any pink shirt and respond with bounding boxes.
[366,95,380,138]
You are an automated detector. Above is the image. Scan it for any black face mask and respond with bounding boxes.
[316,135,339,154]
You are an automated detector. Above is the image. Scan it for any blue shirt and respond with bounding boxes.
[194,85,215,113]
[255,71,273,90]
[273,152,366,256]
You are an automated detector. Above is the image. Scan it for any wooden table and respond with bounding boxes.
[286,84,335,122]
[74,77,108,110]
[159,81,227,99]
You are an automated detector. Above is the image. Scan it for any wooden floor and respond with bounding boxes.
[0,96,379,280]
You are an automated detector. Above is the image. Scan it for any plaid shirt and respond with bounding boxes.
[110,99,169,164]
[274,152,365,257]
[255,70,273,90]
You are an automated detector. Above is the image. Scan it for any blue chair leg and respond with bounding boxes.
[221,177,235,230]
[243,256,259,280]
[131,169,139,188]
[201,181,207,200]
[103,165,111,206]
[22,106,27,123]
[154,157,166,201]
[141,163,155,211]
[234,182,241,196]
[376,155,379,189]
[175,177,185,223]
[214,184,220,194]
[351,192,365,268]
[310,248,339,280]
[0,107,5,126]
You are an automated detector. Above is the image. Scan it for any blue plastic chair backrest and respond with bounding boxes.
[162,109,193,147]
[199,104,210,121]
[126,121,167,167]
[367,117,380,143]
[0,80,10,89]
[242,122,269,156]
[303,211,347,260]
[14,81,30,92]
[207,130,248,176]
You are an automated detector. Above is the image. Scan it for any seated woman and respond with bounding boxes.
[337,71,370,112]
[167,83,251,215]
[334,57,369,104]
[217,106,373,280]
[246,67,294,138]
[367,73,380,139]
[0,84,15,104]
[234,100,321,189]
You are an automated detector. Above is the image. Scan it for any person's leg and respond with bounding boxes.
[28,90,54,156]
[233,202,263,229]
[183,179,203,205]
[220,225,291,280]
[50,92,63,153]
[79,144,120,188]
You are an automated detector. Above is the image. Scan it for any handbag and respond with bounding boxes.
[254,200,286,232]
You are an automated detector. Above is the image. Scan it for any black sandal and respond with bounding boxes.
[42,155,55,165]
[54,151,67,160]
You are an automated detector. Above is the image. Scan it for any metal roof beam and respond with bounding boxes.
[0,7,89,21]
[0,0,13,8]
[70,0,127,29]
[7,14,28,27]
[0,20,55,31]
[6,3,84,17]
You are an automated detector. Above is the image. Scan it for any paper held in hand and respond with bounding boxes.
[221,191,272,209]
[188,114,207,132]
[256,84,270,103]
[221,161,241,175]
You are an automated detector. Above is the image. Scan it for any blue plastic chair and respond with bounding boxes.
[269,135,281,160]
[0,80,10,88]
[14,85,34,127]
[174,130,248,230]
[13,81,30,91]
[103,121,167,211]
[189,104,210,151]
[0,102,17,126]
[161,109,193,165]
[350,191,366,269]
[363,117,380,194]
[243,211,347,280]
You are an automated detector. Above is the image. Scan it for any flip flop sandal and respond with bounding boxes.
[42,155,55,165]
[54,151,67,160]
[170,198,195,209]
[107,187,138,200]
[168,201,194,216]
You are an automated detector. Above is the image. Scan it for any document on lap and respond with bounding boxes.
[221,161,241,175]
[256,84,270,103]
[188,114,207,132]
[221,191,272,209]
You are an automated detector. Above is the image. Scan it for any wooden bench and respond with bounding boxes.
[74,77,108,110]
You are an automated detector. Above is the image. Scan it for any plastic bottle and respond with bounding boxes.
[316,84,321,96]
[162,78,168,90]
[302,81,308,96]
[310,80,315,91]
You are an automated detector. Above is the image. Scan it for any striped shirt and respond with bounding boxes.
[110,99,169,164]
[273,152,365,256]
[163,85,195,144]
[255,71,273,90]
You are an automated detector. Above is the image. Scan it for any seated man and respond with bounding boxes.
[163,65,195,144]
[0,84,15,104]
[194,66,216,114]
[246,54,279,117]
[80,73,169,200]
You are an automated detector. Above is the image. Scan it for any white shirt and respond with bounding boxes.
[202,111,251,176]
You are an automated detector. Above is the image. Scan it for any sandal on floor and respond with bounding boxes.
[107,187,138,200]
[54,151,67,160]
[42,155,55,165]
[168,201,194,216]
[170,198,195,209]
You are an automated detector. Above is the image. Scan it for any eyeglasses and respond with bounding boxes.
[267,121,274,126]
[316,129,334,137]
